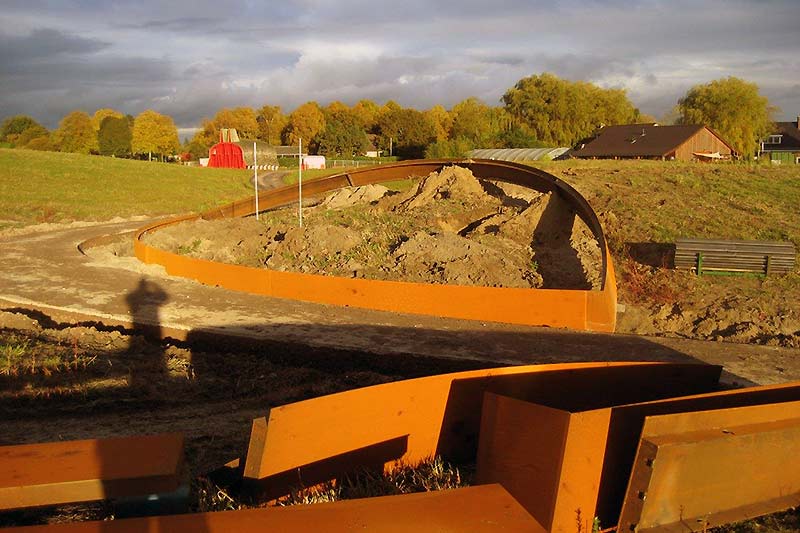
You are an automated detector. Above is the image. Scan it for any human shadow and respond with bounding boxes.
[0,276,766,528]
[124,279,169,391]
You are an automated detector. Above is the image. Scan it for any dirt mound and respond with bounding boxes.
[382,165,499,211]
[392,231,542,288]
[321,184,390,209]
[143,167,603,290]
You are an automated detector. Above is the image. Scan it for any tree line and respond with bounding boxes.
[0,74,776,161]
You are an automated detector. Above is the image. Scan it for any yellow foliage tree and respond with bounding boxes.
[131,110,180,160]
[212,107,259,139]
[283,102,325,146]
[53,111,98,154]
[256,105,287,145]
[352,99,380,132]
[678,77,774,158]
[426,105,453,142]
[92,108,124,131]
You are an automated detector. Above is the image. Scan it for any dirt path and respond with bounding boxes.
[1,219,799,387]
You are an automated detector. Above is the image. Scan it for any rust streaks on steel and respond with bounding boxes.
[618,401,800,532]
[2,484,545,533]
[240,362,722,511]
[0,433,184,511]
[133,159,617,332]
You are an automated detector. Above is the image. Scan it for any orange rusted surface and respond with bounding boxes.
[618,401,800,532]
[241,362,722,503]
[0,433,184,510]
[477,393,611,533]
[595,379,800,525]
[134,159,617,332]
[5,484,545,533]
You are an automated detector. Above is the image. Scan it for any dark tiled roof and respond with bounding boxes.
[573,124,721,157]
[762,122,800,151]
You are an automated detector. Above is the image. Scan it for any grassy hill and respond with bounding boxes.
[0,149,255,229]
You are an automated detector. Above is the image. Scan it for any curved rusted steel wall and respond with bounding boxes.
[134,159,617,331]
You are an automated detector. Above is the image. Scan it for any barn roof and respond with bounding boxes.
[573,124,733,158]
[762,122,800,151]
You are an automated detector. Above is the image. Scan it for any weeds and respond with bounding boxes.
[277,456,471,507]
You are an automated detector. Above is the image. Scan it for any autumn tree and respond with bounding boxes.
[16,124,51,148]
[502,73,638,146]
[53,111,98,154]
[131,110,179,160]
[212,107,260,139]
[426,105,452,142]
[451,98,490,145]
[98,116,132,157]
[376,108,436,159]
[1,115,41,144]
[283,102,326,147]
[256,105,287,145]
[352,99,380,132]
[677,77,774,158]
[92,108,124,131]
[317,113,369,157]
[424,137,474,159]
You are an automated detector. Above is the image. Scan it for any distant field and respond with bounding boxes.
[0,149,349,230]
[3,150,798,247]
[535,158,800,247]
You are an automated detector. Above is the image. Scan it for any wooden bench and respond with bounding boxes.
[674,238,796,276]
[0,484,544,532]
[0,433,184,511]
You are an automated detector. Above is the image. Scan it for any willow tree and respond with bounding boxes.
[502,73,638,146]
[678,77,774,158]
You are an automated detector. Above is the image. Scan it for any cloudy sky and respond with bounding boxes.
[1,0,798,134]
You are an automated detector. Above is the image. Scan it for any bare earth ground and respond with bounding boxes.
[1,167,799,528]
[146,166,799,349]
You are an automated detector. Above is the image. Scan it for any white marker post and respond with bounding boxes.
[298,138,303,228]
[253,142,259,221]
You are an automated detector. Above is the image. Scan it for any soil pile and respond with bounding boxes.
[144,166,603,290]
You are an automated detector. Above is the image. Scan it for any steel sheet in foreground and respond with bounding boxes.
[0,434,184,511]
[241,362,722,507]
[618,401,800,532]
[3,485,544,533]
[133,159,617,332]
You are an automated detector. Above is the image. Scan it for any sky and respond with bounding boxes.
[1,0,798,135]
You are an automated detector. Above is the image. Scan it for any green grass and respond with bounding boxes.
[0,148,254,228]
[532,159,800,247]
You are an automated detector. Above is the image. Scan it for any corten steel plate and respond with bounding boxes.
[3,484,545,533]
[476,392,611,533]
[618,401,800,532]
[0,433,184,510]
[133,159,618,332]
[241,362,722,501]
[474,379,800,531]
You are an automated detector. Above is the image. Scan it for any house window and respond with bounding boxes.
[768,135,783,144]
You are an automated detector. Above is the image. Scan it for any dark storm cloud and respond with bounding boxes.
[0,29,109,64]
[0,0,798,128]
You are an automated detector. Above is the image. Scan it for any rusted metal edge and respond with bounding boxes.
[618,401,800,532]
[2,484,545,532]
[240,362,721,507]
[0,433,184,511]
[133,159,617,332]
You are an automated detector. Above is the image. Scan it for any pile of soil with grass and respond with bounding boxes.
[144,166,602,290]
